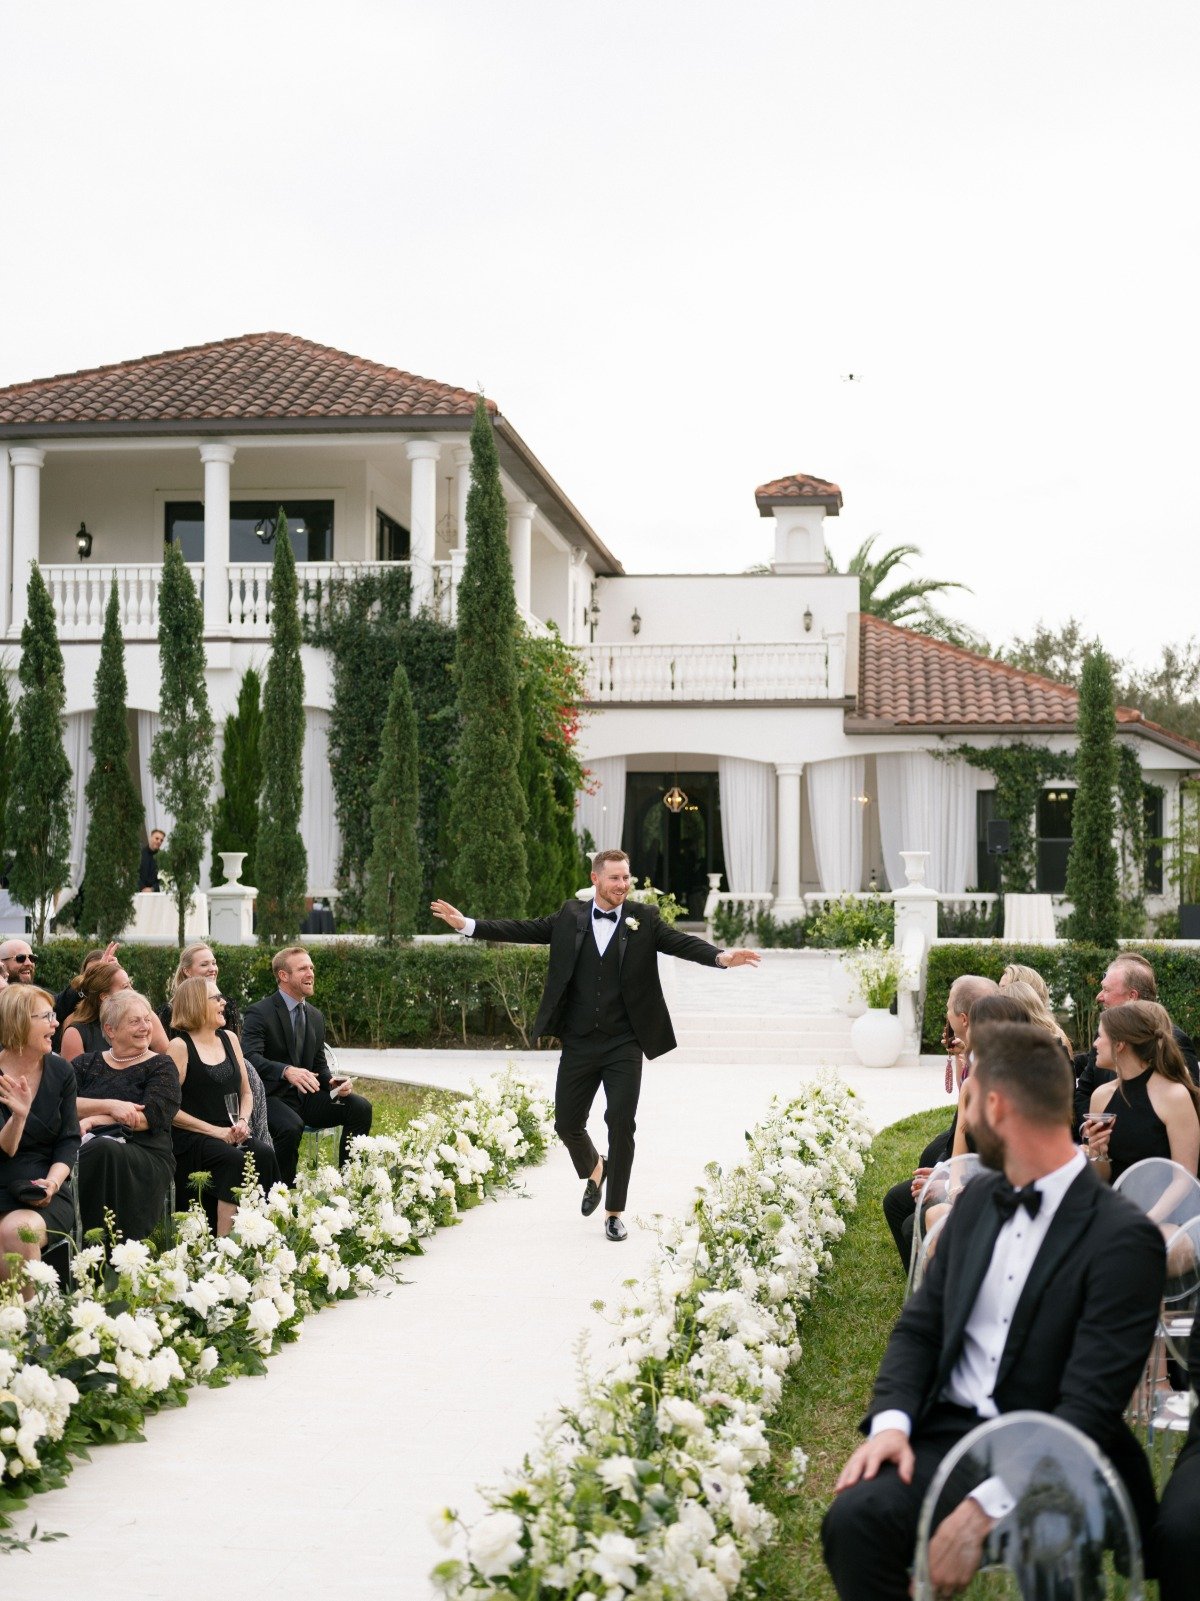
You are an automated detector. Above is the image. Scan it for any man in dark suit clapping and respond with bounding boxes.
[823,1021,1165,1601]
[432,847,759,1241]
[241,946,373,1185]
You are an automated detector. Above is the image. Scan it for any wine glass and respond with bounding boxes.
[326,1045,341,1098]
[223,1092,242,1139]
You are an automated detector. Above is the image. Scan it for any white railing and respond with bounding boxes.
[703,891,775,943]
[43,563,204,640]
[803,889,998,924]
[579,639,841,702]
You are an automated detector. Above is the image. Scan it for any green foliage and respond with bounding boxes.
[628,878,684,925]
[1062,651,1119,945]
[997,616,1116,685]
[754,912,807,948]
[0,671,13,870]
[845,936,904,1009]
[952,744,1074,894]
[1169,781,1200,905]
[364,660,421,943]
[833,533,983,649]
[936,900,1000,938]
[256,513,307,942]
[211,668,263,887]
[79,582,143,938]
[711,901,753,944]
[446,396,529,916]
[805,894,893,949]
[518,630,588,909]
[150,543,215,945]
[5,566,72,942]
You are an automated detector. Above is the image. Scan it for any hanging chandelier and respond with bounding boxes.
[663,783,688,814]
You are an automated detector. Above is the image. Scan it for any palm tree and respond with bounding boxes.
[837,534,984,650]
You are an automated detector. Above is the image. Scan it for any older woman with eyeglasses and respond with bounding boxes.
[0,985,80,1289]
[74,989,181,1242]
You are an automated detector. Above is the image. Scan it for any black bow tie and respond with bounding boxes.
[593,908,618,923]
[993,1182,1042,1222]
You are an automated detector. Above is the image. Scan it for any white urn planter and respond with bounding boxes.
[850,1007,905,1068]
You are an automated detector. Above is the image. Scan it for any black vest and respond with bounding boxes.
[561,921,633,1039]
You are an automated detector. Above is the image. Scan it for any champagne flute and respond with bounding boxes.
[223,1091,242,1140]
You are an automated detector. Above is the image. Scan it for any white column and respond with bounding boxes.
[199,442,236,634]
[774,761,804,919]
[406,439,441,614]
[453,445,471,552]
[10,446,45,632]
[0,448,11,637]
[507,499,535,618]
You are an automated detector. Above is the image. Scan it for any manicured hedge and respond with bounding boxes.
[36,940,552,1050]
[923,942,1200,1052]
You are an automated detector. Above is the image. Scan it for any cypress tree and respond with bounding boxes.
[211,667,264,886]
[79,581,143,937]
[446,396,528,915]
[363,660,421,943]
[1063,649,1120,945]
[0,670,14,873]
[151,542,216,945]
[256,509,307,942]
[6,566,72,941]
[518,665,566,908]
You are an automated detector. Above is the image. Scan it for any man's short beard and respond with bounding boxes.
[972,1106,1006,1172]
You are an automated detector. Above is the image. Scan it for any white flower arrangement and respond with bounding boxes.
[0,1066,555,1510]
[624,915,640,932]
[432,1075,873,1597]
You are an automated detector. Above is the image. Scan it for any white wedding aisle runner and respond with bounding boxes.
[9,1049,944,1599]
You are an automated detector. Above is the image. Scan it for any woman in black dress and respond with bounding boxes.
[1085,1000,1200,1186]
[61,960,171,1063]
[0,984,80,1289]
[74,988,181,1242]
[167,976,280,1235]
[158,944,271,1145]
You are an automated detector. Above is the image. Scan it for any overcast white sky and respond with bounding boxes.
[2,1,1197,663]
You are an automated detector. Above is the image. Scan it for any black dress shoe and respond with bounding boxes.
[581,1159,607,1217]
[604,1215,627,1242]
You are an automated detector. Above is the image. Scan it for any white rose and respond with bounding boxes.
[466,1510,525,1577]
[428,1507,456,1548]
[247,1300,281,1338]
[197,1347,219,1375]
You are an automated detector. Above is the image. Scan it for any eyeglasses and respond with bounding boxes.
[31,1009,55,1022]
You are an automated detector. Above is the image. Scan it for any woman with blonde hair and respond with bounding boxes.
[168,977,279,1234]
[1000,978,1073,1054]
[74,989,181,1241]
[999,963,1052,1007]
[157,944,266,1143]
[0,985,79,1287]
[61,960,171,1062]
[1085,1000,1200,1184]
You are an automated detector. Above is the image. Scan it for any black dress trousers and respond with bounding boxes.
[554,1031,643,1213]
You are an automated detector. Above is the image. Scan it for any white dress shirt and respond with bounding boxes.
[461,908,622,953]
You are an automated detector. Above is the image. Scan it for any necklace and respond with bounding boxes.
[107,1048,151,1064]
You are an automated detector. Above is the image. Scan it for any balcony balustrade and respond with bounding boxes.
[578,637,844,702]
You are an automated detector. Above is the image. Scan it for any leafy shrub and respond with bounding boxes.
[937,901,1000,939]
[754,912,806,949]
[629,878,684,926]
[711,902,753,945]
[805,894,893,949]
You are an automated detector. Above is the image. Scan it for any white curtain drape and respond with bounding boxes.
[136,711,175,837]
[806,757,866,893]
[300,708,340,897]
[576,756,627,856]
[875,753,983,893]
[64,712,95,890]
[718,757,776,892]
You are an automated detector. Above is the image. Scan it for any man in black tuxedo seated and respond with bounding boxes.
[241,946,373,1185]
[432,848,759,1241]
[1155,1318,1200,1601]
[1073,952,1198,1132]
[823,1021,1165,1601]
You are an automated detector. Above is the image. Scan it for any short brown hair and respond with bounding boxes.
[591,849,630,874]
[0,985,56,1052]
[1112,952,1158,1000]
[170,975,221,1034]
[971,1021,1073,1127]
[271,945,310,980]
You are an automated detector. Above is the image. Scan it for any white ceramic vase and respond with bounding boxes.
[850,1007,905,1068]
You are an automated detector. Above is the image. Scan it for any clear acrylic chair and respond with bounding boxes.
[912,1412,1144,1600]
[1112,1158,1200,1231]
[906,1154,984,1300]
[301,1044,341,1170]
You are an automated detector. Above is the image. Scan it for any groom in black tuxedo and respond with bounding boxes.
[823,1021,1165,1601]
[432,848,759,1240]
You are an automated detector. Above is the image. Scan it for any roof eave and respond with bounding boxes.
[492,415,624,576]
[844,716,1200,761]
[755,496,841,517]
[0,414,472,440]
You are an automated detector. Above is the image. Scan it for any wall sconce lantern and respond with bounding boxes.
[75,522,93,561]
[631,608,642,636]
[803,606,813,633]
[587,583,601,640]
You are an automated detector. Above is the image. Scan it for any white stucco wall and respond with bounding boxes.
[589,572,859,645]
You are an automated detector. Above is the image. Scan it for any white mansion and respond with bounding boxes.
[0,332,1194,921]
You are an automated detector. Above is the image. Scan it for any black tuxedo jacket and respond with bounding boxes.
[241,992,330,1095]
[1073,1022,1199,1130]
[868,1162,1165,1543]
[470,899,723,1058]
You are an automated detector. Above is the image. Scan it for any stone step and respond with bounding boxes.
[669,1045,861,1066]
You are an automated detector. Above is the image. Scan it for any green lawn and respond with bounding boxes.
[744,1107,947,1599]
[298,1079,464,1167]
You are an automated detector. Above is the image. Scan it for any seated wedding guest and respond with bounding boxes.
[157,942,242,1038]
[54,940,120,1029]
[74,989,181,1242]
[998,962,1052,1003]
[881,975,998,1270]
[1155,1318,1200,1601]
[242,946,372,1186]
[0,939,37,984]
[0,984,80,1290]
[61,961,171,1062]
[1082,1000,1200,1184]
[1074,953,1199,1129]
[823,1022,1165,1601]
[999,979,1074,1056]
[167,977,279,1235]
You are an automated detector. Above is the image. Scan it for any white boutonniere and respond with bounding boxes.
[624,916,640,931]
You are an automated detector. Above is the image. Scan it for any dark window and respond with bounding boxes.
[1144,787,1164,894]
[376,509,410,561]
[1036,788,1075,894]
[975,789,1000,892]
[165,500,334,563]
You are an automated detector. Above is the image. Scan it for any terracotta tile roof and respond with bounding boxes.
[851,614,1200,757]
[0,332,489,428]
[755,472,843,515]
